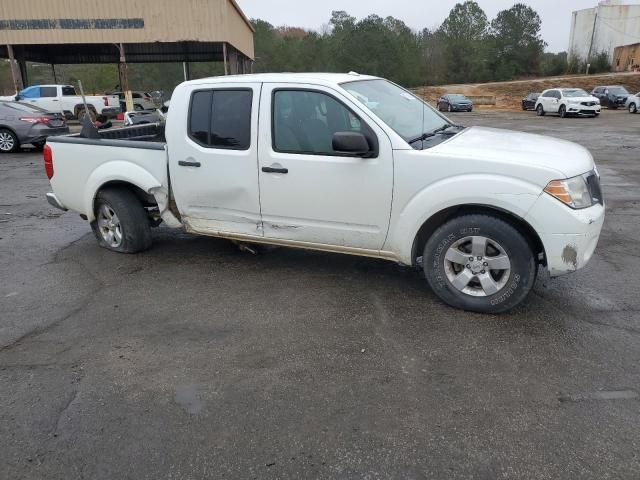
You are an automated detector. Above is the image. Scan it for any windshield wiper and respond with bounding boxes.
[408,123,461,145]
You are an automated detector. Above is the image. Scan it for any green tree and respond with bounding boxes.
[490,3,546,80]
[541,51,568,77]
[439,1,491,83]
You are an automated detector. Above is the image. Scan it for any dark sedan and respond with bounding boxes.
[0,101,69,153]
[591,85,629,109]
[437,94,473,112]
[522,92,540,110]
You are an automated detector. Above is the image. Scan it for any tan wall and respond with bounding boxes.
[0,0,254,58]
[613,43,640,72]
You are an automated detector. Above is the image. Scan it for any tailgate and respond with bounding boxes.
[106,95,120,107]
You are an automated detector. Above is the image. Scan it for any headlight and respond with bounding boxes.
[544,172,600,209]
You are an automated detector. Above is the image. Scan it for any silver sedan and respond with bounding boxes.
[0,101,69,153]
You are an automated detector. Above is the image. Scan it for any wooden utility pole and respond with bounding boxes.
[6,44,23,92]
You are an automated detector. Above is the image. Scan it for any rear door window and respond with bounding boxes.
[188,89,252,150]
[40,86,57,97]
[188,90,212,145]
[61,86,76,96]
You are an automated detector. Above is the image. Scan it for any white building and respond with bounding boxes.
[568,0,640,62]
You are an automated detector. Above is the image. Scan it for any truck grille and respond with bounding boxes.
[586,172,603,205]
[581,101,596,106]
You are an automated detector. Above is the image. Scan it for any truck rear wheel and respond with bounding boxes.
[423,214,537,313]
[91,187,152,253]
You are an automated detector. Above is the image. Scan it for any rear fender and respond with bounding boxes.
[84,161,163,222]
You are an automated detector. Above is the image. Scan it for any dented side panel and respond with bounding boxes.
[165,81,264,238]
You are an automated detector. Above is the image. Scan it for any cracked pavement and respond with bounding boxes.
[1,110,639,479]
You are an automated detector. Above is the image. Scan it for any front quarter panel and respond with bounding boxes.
[385,149,546,264]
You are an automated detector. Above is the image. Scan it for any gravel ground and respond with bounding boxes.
[1,109,639,479]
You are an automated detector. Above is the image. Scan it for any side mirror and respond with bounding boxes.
[332,132,370,156]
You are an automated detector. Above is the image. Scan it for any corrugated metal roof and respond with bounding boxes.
[0,0,254,59]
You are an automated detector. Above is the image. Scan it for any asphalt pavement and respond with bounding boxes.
[1,109,639,479]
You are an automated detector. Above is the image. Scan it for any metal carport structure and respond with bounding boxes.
[0,0,255,91]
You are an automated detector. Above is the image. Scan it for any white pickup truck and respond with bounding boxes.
[44,73,605,313]
[15,84,120,120]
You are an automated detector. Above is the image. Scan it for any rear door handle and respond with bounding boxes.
[178,160,201,167]
[262,166,288,174]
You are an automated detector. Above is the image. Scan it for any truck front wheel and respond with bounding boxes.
[423,214,537,313]
[91,187,152,253]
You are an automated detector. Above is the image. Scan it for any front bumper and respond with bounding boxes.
[451,104,473,112]
[46,192,67,211]
[566,104,601,115]
[525,193,605,276]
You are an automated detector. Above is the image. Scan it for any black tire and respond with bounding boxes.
[90,187,152,253]
[0,128,19,153]
[76,106,97,121]
[536,104,545,116]
[630,103,638,114]
[423,214,537,313]
[522,103,527,111]
[559,105,567,118]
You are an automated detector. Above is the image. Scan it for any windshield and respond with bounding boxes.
[341,79,448,142]
[609,86,629,95]
[449,94,467,100]
[562,89,589,98]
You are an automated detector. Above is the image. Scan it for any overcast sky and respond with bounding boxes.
[236,0,639,53]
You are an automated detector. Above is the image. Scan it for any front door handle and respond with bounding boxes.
[262,166,288,174]
[178,160,201,167]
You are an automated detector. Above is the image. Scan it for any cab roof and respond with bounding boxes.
[182,72,380,87]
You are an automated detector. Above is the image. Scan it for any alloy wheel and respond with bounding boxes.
[443,235,511,297]
[0,131,15,152]
[97,204,123,248]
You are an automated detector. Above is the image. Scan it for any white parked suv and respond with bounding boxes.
[535,88,601,118]
[625,92,640,114]
[43,73,605,313]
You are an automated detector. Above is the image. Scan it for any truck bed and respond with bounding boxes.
[46,123,169,221]
[52,123,166,148]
